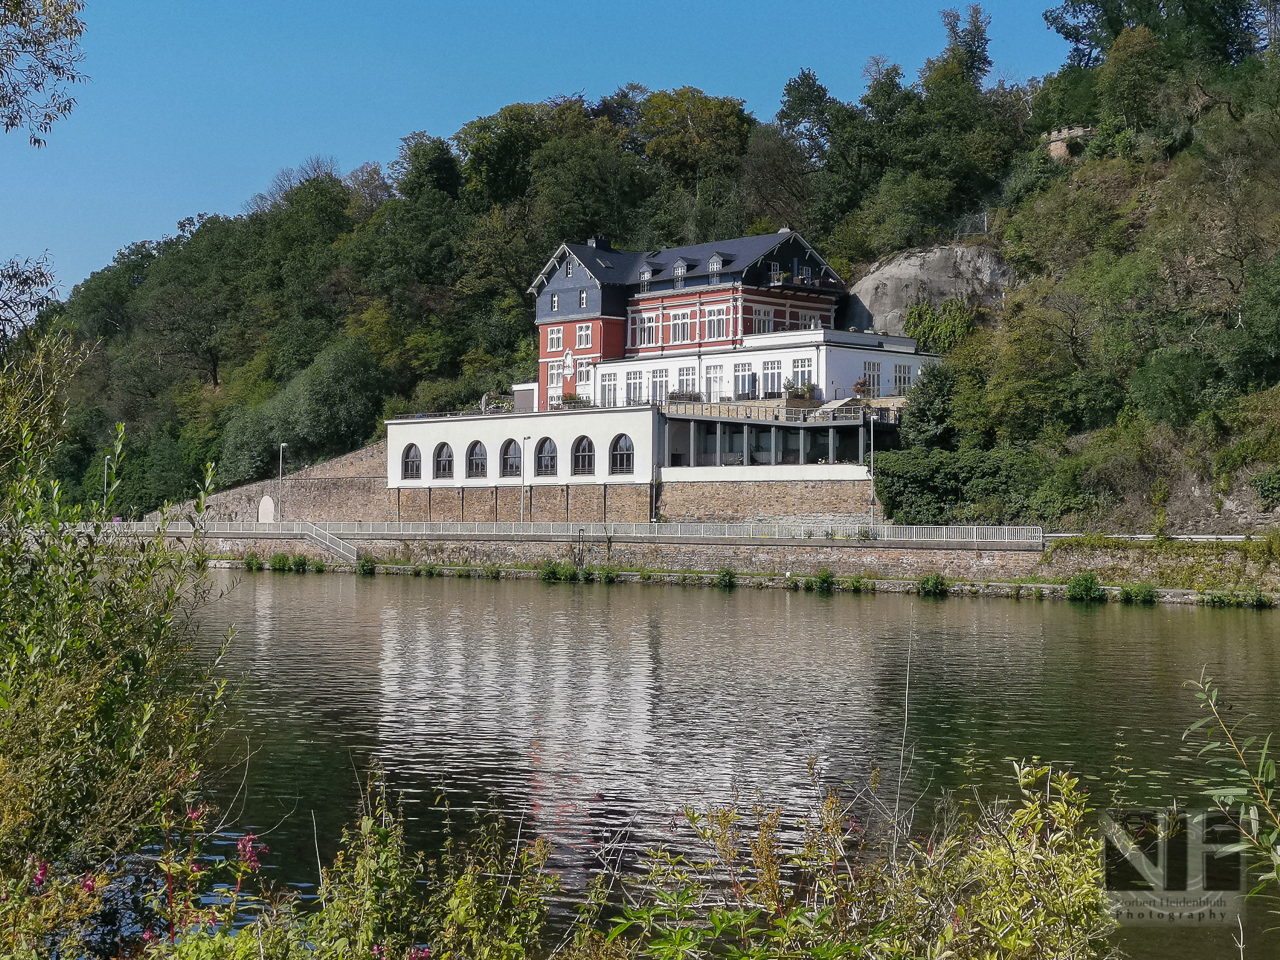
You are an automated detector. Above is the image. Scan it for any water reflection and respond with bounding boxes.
[200,571,1280,958]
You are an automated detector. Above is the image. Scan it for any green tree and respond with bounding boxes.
[637,86,756,188]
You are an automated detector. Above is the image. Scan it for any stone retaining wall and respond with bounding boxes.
[193,533,1041,581]
[657,480,872,523]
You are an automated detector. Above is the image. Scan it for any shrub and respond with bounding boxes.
[814,567,836,594]
[715,566,736,590]
[243,551,263,571]
[1198,587,1274,609]
[356,555,376,576]
[455,566,474,579]
[1065,572,1107,603]
[268,552,290,572]
[802,578,817,592]
[1253,466,1280,510]
[310,558,326,574]
[482,563,501,580]
[539,559,579,583]
[918,572,950,597]
[1118,582,1158,605]
[290,553,309,573]
[639,569,653,582]
[418,562,438,578]
[840,574,872,593]
[600,565,619,584]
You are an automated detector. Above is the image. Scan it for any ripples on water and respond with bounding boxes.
[198,571,1280,958]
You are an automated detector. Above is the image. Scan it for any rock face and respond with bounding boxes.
[848,244,1013,336]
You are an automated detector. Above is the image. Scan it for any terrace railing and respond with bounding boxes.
[94,520,1044,550]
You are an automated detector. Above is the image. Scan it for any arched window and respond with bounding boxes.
[402,444,422,480]
[467,441,487,478]
[500,439,521,477]
[572,436,595,476]
[535,438,557,477]
[610,434,634,475]
[433,443,454,478]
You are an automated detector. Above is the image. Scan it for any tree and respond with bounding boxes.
[1044,0,1261,67]
[0,0,84,147]
[0,254,55,342]
[777,68,836,168]
[637,87,756,188]
[923,5,994,86]
[1095,26,1165,127]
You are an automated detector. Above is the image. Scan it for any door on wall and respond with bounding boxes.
[258,495,275,523]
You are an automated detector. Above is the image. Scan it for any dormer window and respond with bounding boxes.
[673,263,686,290]
[578,289,587,308]
[565,259,573,278]
[551,293,559,311]
[709,256,722,283]
[640,269,651,293]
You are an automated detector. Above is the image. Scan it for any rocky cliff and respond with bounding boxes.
[849,244,1013,335]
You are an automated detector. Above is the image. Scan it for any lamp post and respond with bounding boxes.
[102,454,112,510]
[278,442,288,521]
[868,416,875,526]
[520,436,530,523]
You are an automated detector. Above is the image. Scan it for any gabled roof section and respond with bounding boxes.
[527,243,649,295]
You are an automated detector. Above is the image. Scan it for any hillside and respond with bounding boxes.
[33,2,1280,531]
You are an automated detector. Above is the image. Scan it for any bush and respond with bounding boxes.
[454,566,473,579]
[802,577,817,592]
[1253,466,1280,510]
[600,565,619,584]
[1065,572,1107,602]
[715,566,737,590]
[482,563,501,580]
[243,551,263,571]
[290,553,309,573]
[814,567,836,594]
[918,572,950,597]
[418,562,438,578]
[1118,582,1158,605]
[268,552,290,572]
[356,555,376,576]
[840,574,873,593]
[539,559,579,583]
[309,558,326,573]
[1198,587,1274,609]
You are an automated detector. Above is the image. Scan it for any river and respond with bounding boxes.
[198,569,1280,958]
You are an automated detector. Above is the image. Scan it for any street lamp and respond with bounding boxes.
[278,442,288,521]
[520,436,530,523]
[868,416,876,526]
[102,454,112,510]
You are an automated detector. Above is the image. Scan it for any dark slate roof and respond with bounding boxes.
[530,230,840,293]
[623,233,799,283]
[562,244,649,285]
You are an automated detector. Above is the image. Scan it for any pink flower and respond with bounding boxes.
[237,832,268,871]
[81,874,96,893]
[142,930,155,942]
[32,861,47,887]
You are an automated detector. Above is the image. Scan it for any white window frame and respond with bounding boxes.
[565,258,573,278]
[705,306,727,340]
[894,363,912,395]
[792,358,813,387]
[547,326,563,352]
[705,364,724,402]
[547,360,564,400]
[575,323,591,349]
[709,256,722,283]
[640,269,651,293]
[578,289,587,309]
[640,313,657,347]
[669,310,692,344]
[864,361,882,398]
[599,372,618,407]
[733,362,756,400]
[678,366,696,395]
[651,369,669,402]
[753,306,774,334]
[673,263,686,290]
[625,370,645,404]
[762,359,783,397]
[800,312,821,330]
[577,358,592,385]
[551,293,559,311]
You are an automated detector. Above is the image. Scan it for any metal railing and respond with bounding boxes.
[94,520,1043,549]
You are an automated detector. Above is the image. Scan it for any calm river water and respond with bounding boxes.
[199,570,1280,958]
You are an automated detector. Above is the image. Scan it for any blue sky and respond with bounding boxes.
[1,1,1070,293]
